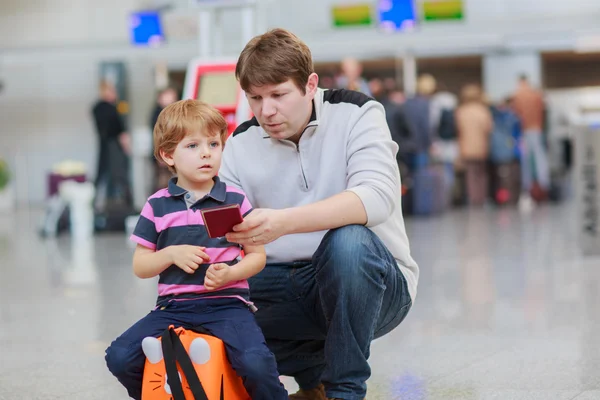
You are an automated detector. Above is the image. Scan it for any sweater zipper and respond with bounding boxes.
[297,146,308,190]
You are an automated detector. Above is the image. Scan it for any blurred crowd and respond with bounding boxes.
[322,58,556,215]
[92,57,557,217]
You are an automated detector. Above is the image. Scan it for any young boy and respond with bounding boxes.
[105,99,288,400]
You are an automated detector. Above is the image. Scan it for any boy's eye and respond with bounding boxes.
[250,96,261,100]
[210,142,220,148]
[187,143,197,149]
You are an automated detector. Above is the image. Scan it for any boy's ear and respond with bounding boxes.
[160,149,175,167]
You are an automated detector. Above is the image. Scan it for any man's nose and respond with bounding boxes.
[261,98,277,117]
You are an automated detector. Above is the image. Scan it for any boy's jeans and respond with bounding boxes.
[249,225,413,400]
[105,298,287,400]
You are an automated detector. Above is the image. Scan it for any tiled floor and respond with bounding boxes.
[0,202,598,400]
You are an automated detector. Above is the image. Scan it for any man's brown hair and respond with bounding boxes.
[236,28,314,94]
[153,99,228,172]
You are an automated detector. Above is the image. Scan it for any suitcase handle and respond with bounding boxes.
[162,327,210,400]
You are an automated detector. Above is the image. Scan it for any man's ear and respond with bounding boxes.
[160,149,175,168]
[305,73,319,99]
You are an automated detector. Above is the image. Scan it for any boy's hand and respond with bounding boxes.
[204,263,231,291]
[169,245,211,274]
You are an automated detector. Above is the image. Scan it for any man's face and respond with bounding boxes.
[245,74,318,143]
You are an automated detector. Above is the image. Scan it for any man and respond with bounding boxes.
[512,74,550,204]
[91,81,132,210]
[336,57,371,96]
[403,74,436,172]
[220,28,418,400]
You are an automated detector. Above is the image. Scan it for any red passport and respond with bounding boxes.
[200,204,244,238]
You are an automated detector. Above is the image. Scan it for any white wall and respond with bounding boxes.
[0,0,138,49]
[483,52,542,103]
[1,0,600,205]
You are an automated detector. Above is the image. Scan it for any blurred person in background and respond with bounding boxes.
[403,74,436,172]
[369,78,415,170]
[512,74,550,204]
[488,98,522,205]
[91,81,132,210]
[455,84,493,207]
[336,57,372,95]
[430,82,458,139]
[149,86,178,190]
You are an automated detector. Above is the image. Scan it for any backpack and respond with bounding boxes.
[438,108,457,140]
[489,109,517,164]
[141,325,250,400]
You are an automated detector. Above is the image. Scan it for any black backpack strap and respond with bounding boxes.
[161,328,187,400]
[161,327,209,400]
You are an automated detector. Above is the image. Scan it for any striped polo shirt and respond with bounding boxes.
[130,176,253,302]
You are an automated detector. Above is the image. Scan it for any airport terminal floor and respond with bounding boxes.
[0,201,599,400]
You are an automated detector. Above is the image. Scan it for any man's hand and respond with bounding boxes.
[169,245,211,274]
[204,263,231,291]
[225,209,287,246]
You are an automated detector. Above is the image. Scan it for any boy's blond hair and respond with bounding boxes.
[154,99,228,173]
[236,28,314,94]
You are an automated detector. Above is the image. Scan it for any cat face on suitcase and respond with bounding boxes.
[140,327,250,400]
[142,336,211,396]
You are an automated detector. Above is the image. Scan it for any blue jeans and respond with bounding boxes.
[521,132,550,191]
[249,225,413,399]
[105,297,288,400]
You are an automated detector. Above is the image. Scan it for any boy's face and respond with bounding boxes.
[161,131,223,189]
[245,74,318,143]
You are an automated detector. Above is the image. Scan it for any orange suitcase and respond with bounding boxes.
[141,326,250,400]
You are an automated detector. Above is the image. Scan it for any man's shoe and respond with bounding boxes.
[288,383,326,400]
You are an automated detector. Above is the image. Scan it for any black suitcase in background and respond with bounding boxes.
[95,202,138,232]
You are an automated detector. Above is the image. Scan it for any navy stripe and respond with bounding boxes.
[223,192,246,206]
[242,207,253,217]
[149,196,187,218]
[149,192,246,217]
[232,117,260,137]
[158,260,238,285]
[132,215,158,244]
[159,264,210,285]
[156,226,239,250]
[323,88,373,108]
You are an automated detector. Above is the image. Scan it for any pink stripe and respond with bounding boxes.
[204,246,241,263]
[226,186,253,215]
[158,280,249,296]
[154,210,198,233]
[149,188,171,200]
[140,202,155,222]
[240,197,252,215]
[130,235,156,250]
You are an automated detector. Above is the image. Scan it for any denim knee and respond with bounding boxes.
[315,225,385,286]
[234,349,275,381]
[105,342,134,380]
[233,350,287,399]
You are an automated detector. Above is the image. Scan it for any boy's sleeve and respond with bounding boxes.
[130,201,158,250]
[239,191,254,218]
